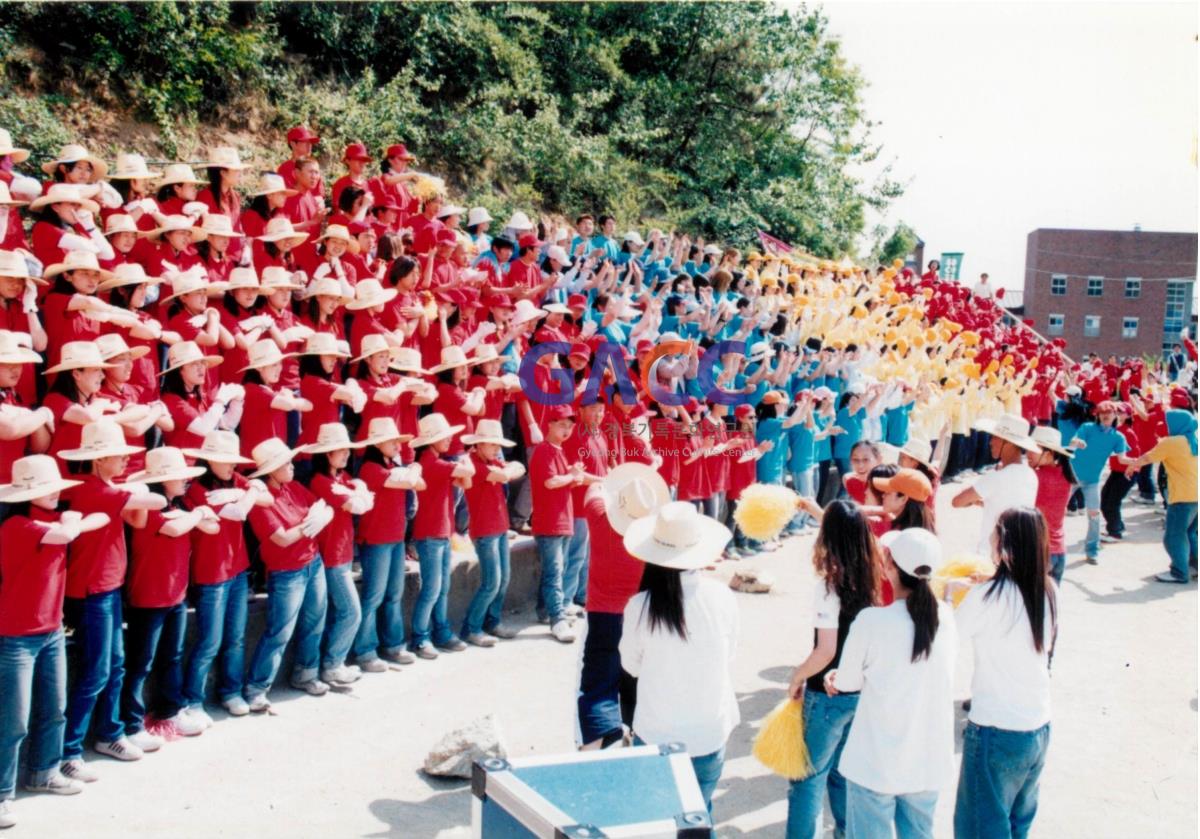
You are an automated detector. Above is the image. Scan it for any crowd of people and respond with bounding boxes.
[0,125,1195,836]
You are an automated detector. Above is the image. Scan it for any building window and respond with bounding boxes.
[1087,276,1104,297]
[1125,278,1141,299]
[1122,317,1138,339]
[1047,314,1064,336]
[1164,281,1191,333]
[1050,275,1066,296]
[1083,315,1101,338]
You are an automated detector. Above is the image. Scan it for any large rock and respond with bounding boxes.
[730,569,774,594]
[423,714,508,779]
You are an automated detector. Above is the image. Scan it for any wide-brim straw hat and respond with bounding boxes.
[389,347,426,375]
[461,418,515,448]
[225,266,263,293]
[470,344,500,365]
[109,152,161,180]
[103,213,138,237]
[344,279,396,311]
[44,341,115,375]
[41,144,108,181]
[259,266,305,292]
[161,340,222,375]
[899,436,937,471]
[410,413,464,448]
[197,213,240,239]
[28,183,101,216]
[429,345,473,374]
[300,331,350,358]
[156,163,206,188]
[308,276,351,305]
[248,437,298,479]
[302,422,369,454]
[162,267,223,302]
[43,250,116,282]
[0,455,81,502]
[622,501,731,570]
[205,146,249,171]
[257,217,308,248]
[59,419,145,461]
[98,262,164,292]
[143,214,207,243]
[249,172,296,198]
[511,299,547,326]
[0,181,27,207]
[0,249,43,286]
[0,129,30,164]
[125,446,206,484]
[239,339,295,373]
[96,333,151,362]
[975,413,1040,453]
[1030,425,1074,458]
[466,207,493,227]
[601,462,672,536]
[0,330,42,365]
[359,417,414,447]
[317,224,361,255]
[183,430,254,465]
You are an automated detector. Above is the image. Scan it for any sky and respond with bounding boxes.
[810,0,1198,293]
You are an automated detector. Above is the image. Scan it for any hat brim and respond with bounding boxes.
[344,289,398,311]
[142,227,207,244]
[299,345,350,359]
[101,345,151,362]
[622,514,731,570]
[600,463,671,536]
[97,275,165,292]
[358,430,416,448]
[182,447,254,465]
[250,186,298,198]
[257,233,309,249]
[59,441,146,461]
[351,345,398,365]
[162,281,227,303]
[429,358,473,374]
[0,476,82,503]
[156,176,207,187]
[301,438,369,455]
[410,424,465,448]
[43,262,116,283]
[160,355,222,375]
[975,420,1041,453]
[41,157,108,181]
[460,434,515,447]
[899,447,937,471]
[1031,438,1074,458]
[238,352,297,373]
[0,349,43,365]
[28,192,101,216]
[124,465,206,484]
[43,358,115,375]
[109,169,162,181]
[248,448,299,479]
[0,148,30,165]
[388,361,428,375]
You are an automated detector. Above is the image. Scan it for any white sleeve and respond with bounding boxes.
[618,596,647,678]
[970,467,1001,501]
[812,584,841,630]
[832,610,869,693]
[954,584,985,641]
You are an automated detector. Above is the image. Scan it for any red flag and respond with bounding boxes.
[757,230,794,256]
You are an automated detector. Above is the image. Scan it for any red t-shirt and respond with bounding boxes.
[468,372,509,421]
[408,214,443,256]
[0,508,68,635]
[262,305,302,390]
[44,392,85,462]
[410,449,457,541]
[435,382,474,457]
[356,460,409,545]
[726,432,759,501]
[240,382,288,458]
[330,174,369,213]
[1034,464,1072,555]
[163,389,210,452]
[650,418,681,487]
[102,315,160,402]
[64,475,131,599]
[0,300,38,405]
[583,494,644,615]
[309,471,356,566]
[299,375,340,449]
[184,474,250,585]
[529,442,575,537]
[100,380,146,478]
[0,388,30,482]
[677,433,711,502]
[248,480,319,573]
[845,475,868,505]
[42,291,102,367]
[1109,426,1140,471]
[703,418,730,495]
[127,506,192,608]
[566,424,609,513]
[463,450,510,538]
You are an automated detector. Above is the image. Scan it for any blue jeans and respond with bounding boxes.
[846,780,938,839]
[183,572,248,707]
[691,747,725,817]
[353,541,407,661]
[1081,481,1101,558]
[245,557,327,697]
[463,534,511,637]
[954,722,1050,839]
[1049,553,1065,585]
[1164,502,1199,581]
[789,465,818,529]
[122,603,187,733]
[322,563,362,670]
[563,517,590,607]
[786,691,859,838]
[577,612,626,745]
[411,538,456,649]
[63,590,125,758]
[535,535,570,623]
[0,630,66,798]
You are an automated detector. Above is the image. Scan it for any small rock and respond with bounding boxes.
[730,569,774,594]
[423,714,508,779]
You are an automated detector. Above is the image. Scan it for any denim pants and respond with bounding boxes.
[0,630,66,798]
[411,538,455,649]
[1164,502,1199,582]
[122,602,187,733]
[183,571,248,707]
[789,465,818,529]
[322,563,362,671]
[1100,471,1135,537]
[563,517,591,607]
[846,780,938,839]
[1080,482,1102,558]
[245,557,328,697]
[462,534,511,637]
[63,589,125,758]
[1049,553,1066,585]
[954,722,1050,839]
[786,691,859,839]
[691,747,726,817]
[353,541,407,661]
[535,535,570,624]
[577,611,629,745]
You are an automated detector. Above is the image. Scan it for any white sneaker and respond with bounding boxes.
[125,730,162,753]
[551,621,577,643]
[246,694,271,713]
[166,711,206,737]
[24,771,83,796]
[564,604,586,618]
[289,677,330,696]
[60,759,99,783]
[221,697,250,717]
[94,737,145,762]
[320,665,362,686]
[358,658,389,673]
[188,706,216,728]
[0,800,14,829]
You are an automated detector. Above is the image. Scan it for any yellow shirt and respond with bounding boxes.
[1144,437,1198,504]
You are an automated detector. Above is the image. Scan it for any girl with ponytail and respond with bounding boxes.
[824,527,956,838]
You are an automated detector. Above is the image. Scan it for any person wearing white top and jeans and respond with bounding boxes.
[619,502,739,822]
[826,527,956,839]
[953,414,1040,557]
[954,507,1056,839]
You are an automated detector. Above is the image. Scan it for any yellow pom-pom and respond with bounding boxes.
[753,698,812,780]
[411,173,448,202]
[733,483,800,541]
[892,258,904,269]
[932,554,996,606]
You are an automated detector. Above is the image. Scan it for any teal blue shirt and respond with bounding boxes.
[1070,422,1129,484]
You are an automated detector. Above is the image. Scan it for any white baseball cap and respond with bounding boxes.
[879,528,944,579]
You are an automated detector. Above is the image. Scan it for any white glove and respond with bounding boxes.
[182,201,207,219]
[78,512,111,533]
[122,481,152,497]
[579,320,598,339]
[312,263,333,281]
[215,383,245,405]
[35,405,55,433]
[281,325,314,344]
[218,502,248,522]
[187,313,208,330]
[476,321,497,337]
[74,209,96,231]
[140,197,158,215]
[60,510,83,527]
[98,182,122,210]
[160,509,188,520]
[347,389,367,414]
[8,174,40,202]
[21,279,37,314]
[141,318,164,339]
[346,494,373,515]
[206,487,246,507]
[329,483,355,497]
[388,465,412,485]
[239,315,274,332]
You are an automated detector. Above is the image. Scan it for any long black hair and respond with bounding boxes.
[813,500,880,618]
[987,507,1056,654]
[887,527,940,662]
[638,563,687,640]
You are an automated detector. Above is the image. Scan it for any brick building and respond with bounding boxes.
[1023,228,1197,358]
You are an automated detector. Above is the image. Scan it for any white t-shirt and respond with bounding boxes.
[834,600,957,795]
[620,572,740,756]
[972,462,1039,555]
[957,582,1053,731]
[813,581,840,630]
[972,281,994,299]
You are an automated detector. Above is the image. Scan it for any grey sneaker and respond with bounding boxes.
[358,658,389,673]
[381,649,416,665]
[414,644,439,660]
[486,625,519,640]
[436,638,467,652]
[289,677,330,696]
[1155,572,1187,584]
[221,697,249,718]
[320,665,362,686]
[465,632,497,648]
[94,737,144,762]
[60,759,98,783]
[24,771,82,796]
[246,694,271,713]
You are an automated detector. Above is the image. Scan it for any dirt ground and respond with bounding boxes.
[11,487,1197,838]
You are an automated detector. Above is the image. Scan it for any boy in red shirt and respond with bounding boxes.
[562,400,609,613]
[530,405,585,642]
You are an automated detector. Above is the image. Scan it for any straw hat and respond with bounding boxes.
[205,146,249,171]
[163,267,221,302]
[239,339,295,372]
[899,437,937,471]
[622,501,731,570]
[156,163,206,188]
[975,413,1040,453]
[44,341,114,375]
[259,265,306,292]
[0,249,41,285]
[389,347,426,375]
[461,418,515,448]
[0,330,41,365]
[28,183,100,215]
[317,224,361,254]
[302,422,368,454]
[126,446,206,484]
[143,214,206,243]
[161,340,221,375]
[504,211,534,232]
[225,266,263,293]
[467,207,493,227]
[59,419,145,461]
[0,129,30,164]
[43,250,115,282]
[97,262,164,292]
[600,462,671,536]
[96,332,150,362]
[879,528,945,579]
[344,279,397,311]
[256,217,307,248]
[0,455,81,502]
[1030,425,1074,458]
[0,181,27,207]
[360,417,414,447]
[248,437,298,479]
[351,333,396,363]
[109,153,161,180]
[197,213,240,239]
[41,144,108,181]
[300,331,350,358]
[183,429,253,465]
[410,413,464,448]
[470,344,501,365]
[102,214,138,238]
[511,299,547,326]
[249,172,296,198]
[429,345,474,374]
